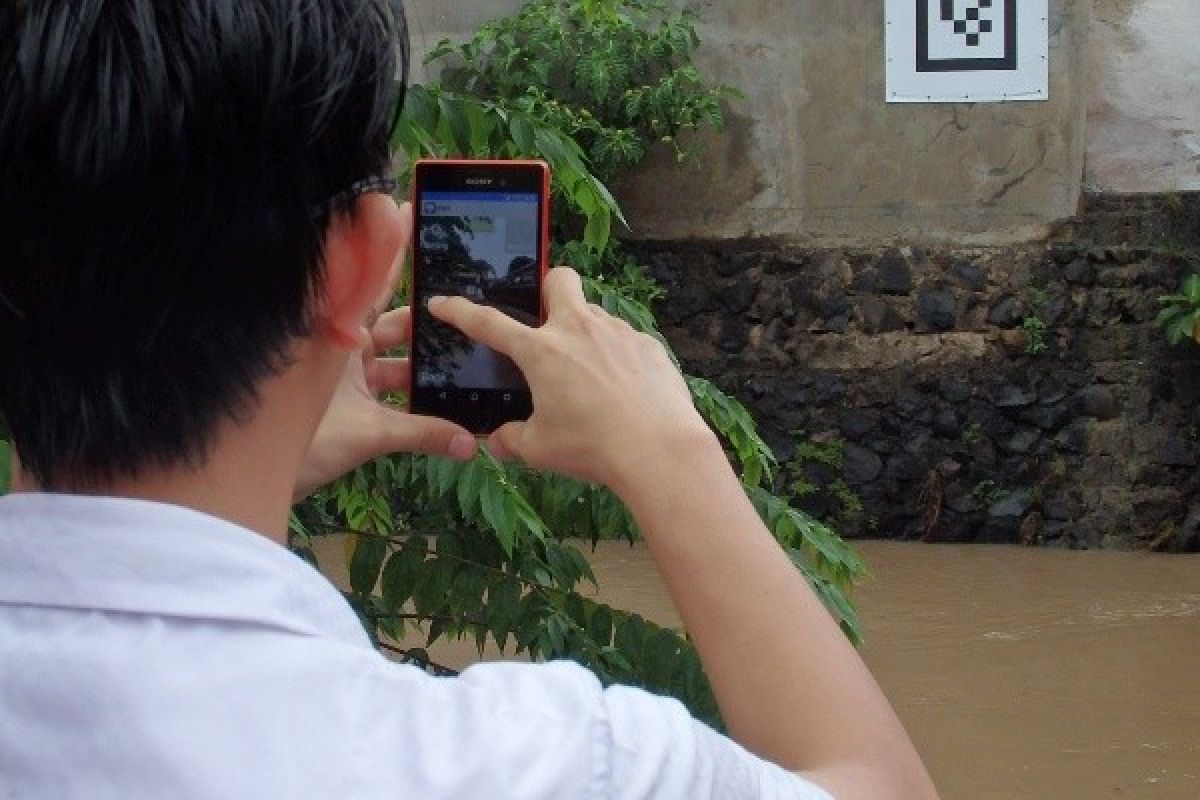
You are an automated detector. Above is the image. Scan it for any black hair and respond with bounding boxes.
[0,0,409,488]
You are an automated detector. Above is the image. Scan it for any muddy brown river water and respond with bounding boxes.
[317,540,1200,799]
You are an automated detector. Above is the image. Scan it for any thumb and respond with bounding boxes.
[378,409,478,461]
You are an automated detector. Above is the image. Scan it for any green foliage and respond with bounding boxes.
[427,0,738,183]
[1020,288,1049,356]
[294,0,866,728]
[780,434,872,541]
[971,480,1006,509]
[1156,273,1200,346]
[1021,315,1048,356]
[962,422,982,448]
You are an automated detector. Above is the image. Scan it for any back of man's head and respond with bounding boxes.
[0,0,408,489]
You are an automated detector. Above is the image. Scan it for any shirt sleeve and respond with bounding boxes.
[371,658,833,800]
[601,683,836,800]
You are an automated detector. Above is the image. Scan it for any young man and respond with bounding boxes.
[0,2,938,798]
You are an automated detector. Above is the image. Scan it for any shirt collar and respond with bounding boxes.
[0,493,370,648]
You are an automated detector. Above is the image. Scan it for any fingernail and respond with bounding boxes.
[448,433,477,460]
[427,295,448,309]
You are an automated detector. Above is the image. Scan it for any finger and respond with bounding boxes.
[371,307,412,352]
[377,408,478,461]
[427,296,532,360]
[544,267,587,321]
[366,356,410,394]
[487,421,527,464]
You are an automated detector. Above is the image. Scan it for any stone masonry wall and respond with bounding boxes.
[633,194,1200,551]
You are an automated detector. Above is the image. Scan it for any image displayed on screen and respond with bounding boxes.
[415,191,539,391]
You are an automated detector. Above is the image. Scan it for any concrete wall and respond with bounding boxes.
[407,1,1090,246]
[1086,0,1200,194]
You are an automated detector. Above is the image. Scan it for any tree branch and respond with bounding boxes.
[379,642,460,677]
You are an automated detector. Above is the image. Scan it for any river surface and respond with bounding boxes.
[317,540,1200,799]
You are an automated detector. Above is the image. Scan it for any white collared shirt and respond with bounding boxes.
[0,493,832,799]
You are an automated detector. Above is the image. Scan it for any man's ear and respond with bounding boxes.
[317,196,411,349]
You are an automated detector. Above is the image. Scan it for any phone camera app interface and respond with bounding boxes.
[417,190,539,391]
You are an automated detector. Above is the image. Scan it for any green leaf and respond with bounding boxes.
[434,457,462,496]
[564,592,587,627]
[644,628,681,687]
[488,576,522,651]
[1183,273,1200,302]
[1155,306,1182,328]
[426,617,448,647]
[456,457,486,518]
[480,478,516,555]
[615,614,645,667]
[787,548,865,645]
[349,535,388,597]
[381,544,424,611]
[587,604,613,646]
[465,100,498,155]
[286,511,312,544]
[510,114,536,154]
[438,93,472,154]
[584,206,612,253]
[404,86,439,134]
[590,175,629,230]
[412,558,452,617]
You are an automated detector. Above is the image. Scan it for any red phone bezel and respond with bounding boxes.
[406,158,551,421]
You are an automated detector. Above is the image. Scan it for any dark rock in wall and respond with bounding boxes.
[951,259,988,292]
[844,444,883,485]
[1155,434,1198,468]
[939,377,972,404]
[917,288,958,331]
[1023,403,1073,432]
[664,284,718,323]
[1001,429,1041,455]
[1043,491,1079,521]
[1054,422,1090,454]
[1076,386,1119,421]
[840,409,878,440]
[933,407,961,438]
[875,249,913,294]
[1038,377,1070,406]
[989,489,1034,519]
[981,515,1022,544]
[824,288,853,317]
[1132,488,1185,534]
[718,251,759,277]
[993,384,1037,408]
[988,294,1021,328]
[1063,258,1095,286]
[859,297,906,333]
[720,273,759,313]
[716,315,749,354]
[1176,508,1200,553]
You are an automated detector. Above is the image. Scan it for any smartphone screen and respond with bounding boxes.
[409,160,548,433]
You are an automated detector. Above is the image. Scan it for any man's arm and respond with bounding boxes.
[430,268,939,800]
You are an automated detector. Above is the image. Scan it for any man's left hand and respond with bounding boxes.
[294,306,477,501]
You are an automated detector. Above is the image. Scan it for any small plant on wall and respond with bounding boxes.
[1156,273,1200,346]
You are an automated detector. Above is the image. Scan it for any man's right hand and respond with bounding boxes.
[426,267,719,496]
[432,268,940,800]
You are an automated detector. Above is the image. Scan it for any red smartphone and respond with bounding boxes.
[408,159,550,434]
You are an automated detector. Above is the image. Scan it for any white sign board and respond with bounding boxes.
[886,0,1048,103]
